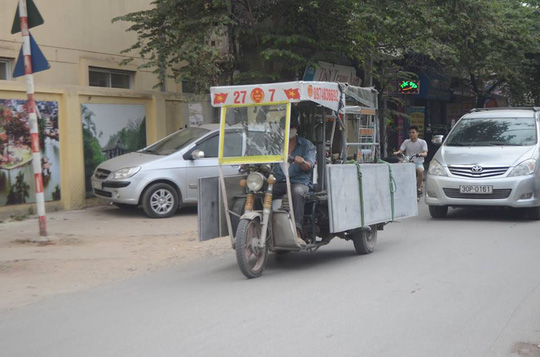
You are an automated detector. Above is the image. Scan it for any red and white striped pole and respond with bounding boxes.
[18,0,47,237]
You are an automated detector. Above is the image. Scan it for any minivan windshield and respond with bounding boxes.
[140,127,210,155]
[445,117,537,146]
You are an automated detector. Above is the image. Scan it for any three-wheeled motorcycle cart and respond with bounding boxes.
[198,81,417,278]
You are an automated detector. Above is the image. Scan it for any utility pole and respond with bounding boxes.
[12,0,50,239]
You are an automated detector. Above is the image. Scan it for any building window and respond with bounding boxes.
[0,58,12,80]
[182,80,196,93]
[89,67,133,89]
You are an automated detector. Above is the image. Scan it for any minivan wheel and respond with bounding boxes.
[142,183,180,218]
[429,205,448,218]
[527,206,540,220]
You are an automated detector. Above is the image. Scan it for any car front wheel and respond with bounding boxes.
[142,183,180,218]
[429,205,448,218]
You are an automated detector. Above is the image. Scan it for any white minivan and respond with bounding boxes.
[425,107,540,219]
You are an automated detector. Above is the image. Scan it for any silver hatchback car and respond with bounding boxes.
[425,107,540,219]
[91,124,240,218]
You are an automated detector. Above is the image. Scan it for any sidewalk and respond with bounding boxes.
[0,204,230,311]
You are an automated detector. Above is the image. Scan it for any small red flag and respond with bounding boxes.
[283,88,300,100]
[213,92,229,105]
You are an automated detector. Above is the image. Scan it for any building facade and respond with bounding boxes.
[0,0,214,216]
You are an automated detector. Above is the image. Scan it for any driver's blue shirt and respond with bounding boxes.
[274,136,317,188]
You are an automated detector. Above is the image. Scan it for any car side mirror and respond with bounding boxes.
[432,135,444,145]
[191,150,205,160]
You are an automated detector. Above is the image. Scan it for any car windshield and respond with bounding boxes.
[140,127,210,155]
[445,117,537,146]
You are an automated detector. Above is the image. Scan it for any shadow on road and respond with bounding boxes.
[266,248,363,271]
[436,206,537,223]
[97,204,198,219]
[197,249,367,281]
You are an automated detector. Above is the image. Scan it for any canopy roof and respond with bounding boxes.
[210,81,377,112]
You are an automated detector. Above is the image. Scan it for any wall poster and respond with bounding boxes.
[81,104,146,196]
[0,99,60,206]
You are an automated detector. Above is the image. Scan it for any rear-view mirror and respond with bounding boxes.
[432,135,444,145]
[192,150,205,160]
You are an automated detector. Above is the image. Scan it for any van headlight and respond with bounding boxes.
[508,159,536,177]
[247,172,265,191]
[428,160,447,176]
[110,166,141,180]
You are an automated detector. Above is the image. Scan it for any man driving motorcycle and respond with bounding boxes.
[272,111,316,246]
[393,125,428,196]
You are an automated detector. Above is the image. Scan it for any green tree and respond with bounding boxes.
[113,0,232,92]
[233,0,356,82]
[421,0,540,107]
[113,0,357,90]
[347,0,540,151]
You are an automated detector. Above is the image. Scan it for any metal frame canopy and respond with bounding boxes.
[210,81,378,111]
[211,81,346,111]
[210,81,378,165]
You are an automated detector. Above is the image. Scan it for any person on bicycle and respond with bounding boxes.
[393,125,428,196]
[273,113,316,246]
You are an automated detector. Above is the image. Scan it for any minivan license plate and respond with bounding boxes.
[459,185,493,194]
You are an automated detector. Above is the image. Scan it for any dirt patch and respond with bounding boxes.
[0,205,230,311]
[512,342,540,357]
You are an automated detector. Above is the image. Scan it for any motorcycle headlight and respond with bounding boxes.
[110,166,141,180]
[247,172,265,191]
[508,159,536,177]
[428,160,447,176]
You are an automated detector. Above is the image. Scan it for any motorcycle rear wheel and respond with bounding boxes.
[235,218,268,278]
[352,225,378,255]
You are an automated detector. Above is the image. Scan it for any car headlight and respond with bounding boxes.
[247,172,265,191]
[508,159,536,177]
[428,159,447,176]
[110,166,141,180]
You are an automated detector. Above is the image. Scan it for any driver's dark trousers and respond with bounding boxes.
[273,182,309,233]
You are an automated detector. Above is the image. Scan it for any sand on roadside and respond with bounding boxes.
[0,204,230,311]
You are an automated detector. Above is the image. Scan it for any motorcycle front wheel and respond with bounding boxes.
[235,218,268,278]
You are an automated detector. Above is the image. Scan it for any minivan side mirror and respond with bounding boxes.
[432,135,444,145]
[191,150,205,160]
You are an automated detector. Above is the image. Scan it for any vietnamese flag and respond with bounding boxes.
[213,92,229,104]
[284,88,300,100]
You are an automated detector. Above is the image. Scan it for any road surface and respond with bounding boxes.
[1,203,539,356]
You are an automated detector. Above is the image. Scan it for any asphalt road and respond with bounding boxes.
[1,203,540,357]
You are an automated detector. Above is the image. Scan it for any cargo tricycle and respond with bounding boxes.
[198,81,417,278]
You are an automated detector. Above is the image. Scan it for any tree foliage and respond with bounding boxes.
[114,0,356,90]
[113,0,233,92]
[422,0,540,106]
[115,0,540,107]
